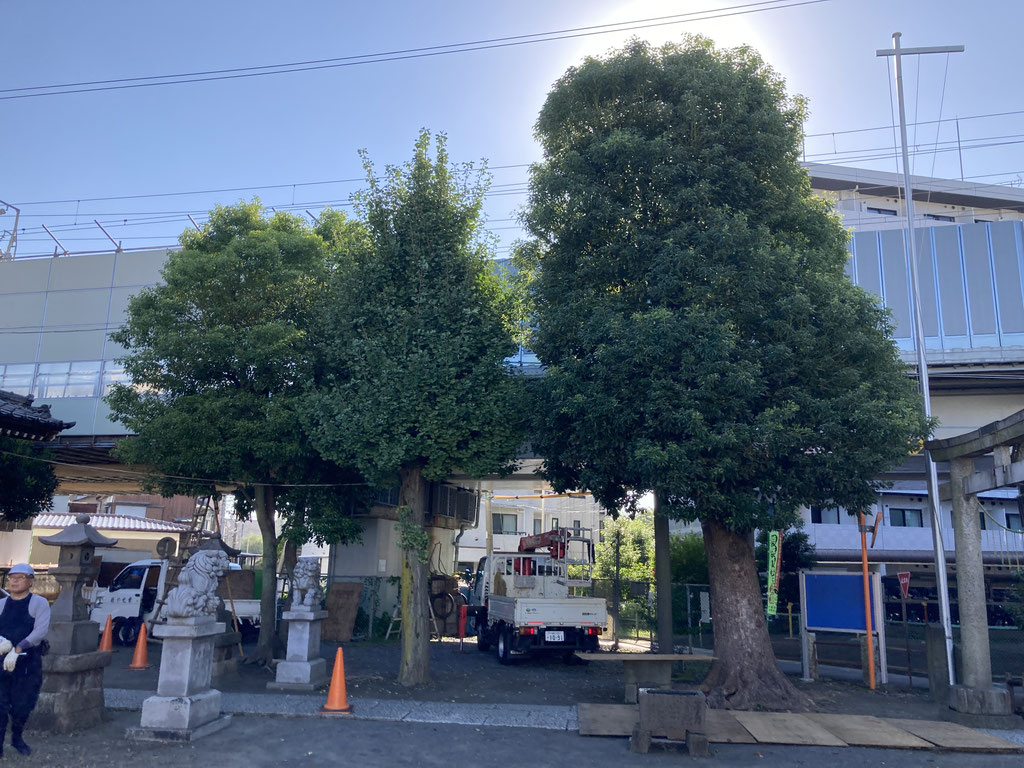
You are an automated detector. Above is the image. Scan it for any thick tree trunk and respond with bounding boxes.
[251,485,282,665]
[700,518,811,711]
[398,466,430,687]
[652,491,673,653]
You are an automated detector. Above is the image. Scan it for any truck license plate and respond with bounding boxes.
[545,631,565,643]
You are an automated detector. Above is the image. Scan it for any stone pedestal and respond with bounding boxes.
[126,617,232,742]
[943,684,1023,728]
[268,609,328,691]
[31,650,113,733]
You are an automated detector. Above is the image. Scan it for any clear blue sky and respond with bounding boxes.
[3,0,1021,258]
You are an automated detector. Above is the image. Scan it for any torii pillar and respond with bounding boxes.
[928,412,1024,726]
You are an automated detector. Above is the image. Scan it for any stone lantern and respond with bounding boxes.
[39,513,118,654]
[32,514,118,732]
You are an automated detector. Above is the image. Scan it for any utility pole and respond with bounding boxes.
[876,32,964,687]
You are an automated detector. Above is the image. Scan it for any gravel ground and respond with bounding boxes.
[100,633,972,723]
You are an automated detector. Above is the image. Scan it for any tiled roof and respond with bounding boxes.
[0,390,76,441]
[33,513,192,534]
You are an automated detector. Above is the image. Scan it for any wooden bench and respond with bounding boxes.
[576,652,714,703]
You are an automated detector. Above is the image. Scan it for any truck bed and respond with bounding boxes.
[488,595,606,628]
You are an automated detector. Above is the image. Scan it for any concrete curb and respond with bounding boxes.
[106,688,579,731]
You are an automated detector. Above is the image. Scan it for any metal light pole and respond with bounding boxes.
[876,32,964,686]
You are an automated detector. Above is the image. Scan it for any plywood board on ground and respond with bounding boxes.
[804,714,932,749]
[890,718,1024,753]
[705,710,757,744]
[731,712,847,747]
[577,704,636,736]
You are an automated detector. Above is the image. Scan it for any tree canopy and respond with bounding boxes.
[107,202,366,659]
[522,38,928,708]
[305,131,526,685]
[0,437,58,522]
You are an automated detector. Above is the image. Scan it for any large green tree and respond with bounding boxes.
[0,436,58,522]
[524,39,928,709]
[107,203,365,662]
[306,132,524,686]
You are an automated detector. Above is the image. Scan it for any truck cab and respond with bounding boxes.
[87,558,169,645]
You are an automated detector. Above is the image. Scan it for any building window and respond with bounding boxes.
[0,364,33,396]
[35,361,101,398]
[102,362,129,394]
[492,513,518,535]
[890,508,924,528]
[979,512,987,531]
[1006,513,1022,532]
[810,506,840,524]
[550,517,559,531]
[924,213,955,222]
[867,206,898,216]
[533,518,542,535]
[599,519,606,543]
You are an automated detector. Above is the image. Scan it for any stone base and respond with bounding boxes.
[140,689,222,731]
[638,688,706,740]
[126,714,232,743]
[943,685,1023,729]
[270,658,328,690]
[30,650,113,733]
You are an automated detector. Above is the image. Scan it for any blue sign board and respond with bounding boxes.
[803,572,878,632]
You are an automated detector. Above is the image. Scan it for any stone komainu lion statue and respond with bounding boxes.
[164,550,229,619]
[290,557,321,610]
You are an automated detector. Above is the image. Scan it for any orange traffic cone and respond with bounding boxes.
[320,647,353,715]
[98,615,114,652]
[128,623,150,670]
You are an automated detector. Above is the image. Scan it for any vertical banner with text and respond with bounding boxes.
[766,530,783,615]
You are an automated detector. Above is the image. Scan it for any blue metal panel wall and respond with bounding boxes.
[848,222,1024,357]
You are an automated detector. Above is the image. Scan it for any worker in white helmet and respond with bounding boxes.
[0,564,50,756]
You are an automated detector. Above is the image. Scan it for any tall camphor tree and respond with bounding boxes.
[0,437,58,522]
[107,203,366,663]
[524,39,928,709]
[306,132,525,686]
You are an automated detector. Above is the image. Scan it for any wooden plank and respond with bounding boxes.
[890,718,1024,753]
[731,712,847,747]
[576,653,712,662]
[705,710,757,744]
[804,714,933,749]
[577,703,637,736]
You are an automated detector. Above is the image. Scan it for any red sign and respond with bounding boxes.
[897,571,911,600]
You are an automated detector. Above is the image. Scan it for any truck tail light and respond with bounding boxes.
[586,627,599,635]
[519,627,537,636]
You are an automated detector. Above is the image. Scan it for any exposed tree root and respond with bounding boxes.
[701,660,812,711]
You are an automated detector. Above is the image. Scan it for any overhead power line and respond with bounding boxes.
[0,0,833,101]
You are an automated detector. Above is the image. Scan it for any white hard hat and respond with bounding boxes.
[8,564,34,578]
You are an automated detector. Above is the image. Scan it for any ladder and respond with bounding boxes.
[385,597,443,641]
[553,526,596,588]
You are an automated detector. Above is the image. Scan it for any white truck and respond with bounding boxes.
[469,528,607,663]
[85,558,261,645]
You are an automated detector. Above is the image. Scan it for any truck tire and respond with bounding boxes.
[476,620,492,652]
[496,625,512,665]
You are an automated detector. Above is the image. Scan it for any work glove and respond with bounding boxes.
[3,648,18,672]
[0,637,11,656]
